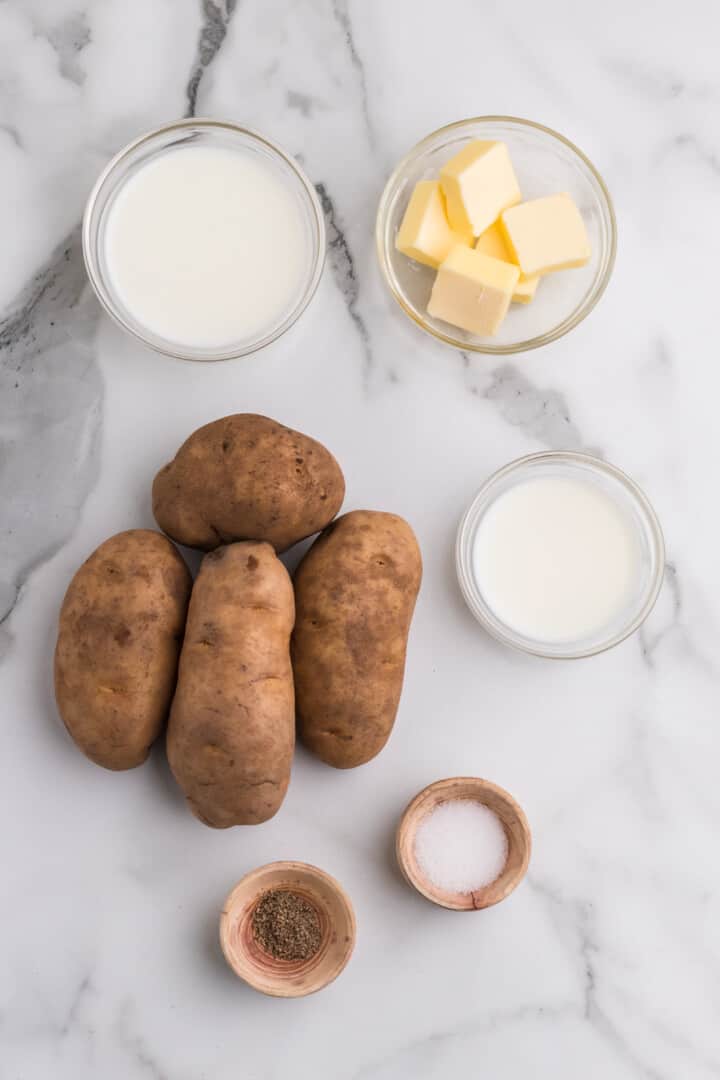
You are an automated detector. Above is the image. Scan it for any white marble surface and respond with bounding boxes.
[2,1,720,1077]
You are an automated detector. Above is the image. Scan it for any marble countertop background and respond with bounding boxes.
[2,1,720,1077]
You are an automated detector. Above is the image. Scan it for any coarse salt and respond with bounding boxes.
[414,799,508,894]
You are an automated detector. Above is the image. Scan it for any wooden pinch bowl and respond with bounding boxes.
[219,861,356,997]
[396,777,531,911]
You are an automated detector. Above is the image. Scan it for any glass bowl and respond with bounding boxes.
[376,117,616,354]
[456,452,664,659]
[82,118,326,362]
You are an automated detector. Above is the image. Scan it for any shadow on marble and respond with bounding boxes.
[145,737,186,813]
[441,531,511,662]
[198,887,248,991]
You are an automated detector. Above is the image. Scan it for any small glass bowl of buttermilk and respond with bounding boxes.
[456,452,665,659]
[83,119,325,361]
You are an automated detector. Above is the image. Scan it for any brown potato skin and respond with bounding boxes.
[167,541,295,827]
[152,414,345,553]
[292,510,422,768]
[54,530,192,771]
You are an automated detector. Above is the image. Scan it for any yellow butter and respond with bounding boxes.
[511,275,539,304]
[500,193,591,276]
[440,141,521,238]
[395,180,470,268]
[474,221,510,262]
[427,245,520,336]
[475,223,539,304]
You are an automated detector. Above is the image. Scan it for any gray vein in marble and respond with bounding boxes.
[116,1004,170,1080]
[648,337,672,375]
[639,562,680,669]
[0,226,102,635]
[61,975,94,1037]
[0,123,22,149]
[529,876,720,1078]
[637,561,716,676]
[286,89,325,118]
[616,709,665,823]
[332,0,374,147]
[604,58,717,101]
[315,180,372,387]
[185,0,239,119]
[614,983,720,1078]
[529,879,665,1080]
[492,12,569,106]
[44,12,92,86]
[352,1003,574,1080]
[464,359,596,453]
[587,1003,665,1080]
[261,58,280,82]
[669,133,720,177]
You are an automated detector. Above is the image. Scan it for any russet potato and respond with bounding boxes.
[167,541,295,827]
[152,414,344,553]
[292,511,422,768]
[54,529,192,770]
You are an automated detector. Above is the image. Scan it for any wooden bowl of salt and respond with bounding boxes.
[396,777,531,911]
[220,861,356,997]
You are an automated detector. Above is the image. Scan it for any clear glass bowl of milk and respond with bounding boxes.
[83,119,325,361]
[456,452,665,659]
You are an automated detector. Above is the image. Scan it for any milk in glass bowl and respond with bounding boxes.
[83,119,325,361]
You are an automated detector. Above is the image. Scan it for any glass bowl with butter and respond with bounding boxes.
[376,117,616,354]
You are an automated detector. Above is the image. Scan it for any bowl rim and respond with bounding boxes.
[82,117,326,363]
[396,776,532,911]
[455,450,666,659]
[375,115,617,355]
[218,860,356,997]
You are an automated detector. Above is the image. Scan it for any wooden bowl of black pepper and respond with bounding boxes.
[219,861,356,997]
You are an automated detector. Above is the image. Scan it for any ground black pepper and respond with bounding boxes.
[252,889,322,962]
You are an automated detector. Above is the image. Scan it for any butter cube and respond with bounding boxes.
[500,193,591,276]
[427,245,520,336]
[475,223,540,304]
[510,275,540,304]
[474,221,510,262]
[440,141,521,238]
[395,181,470,268]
